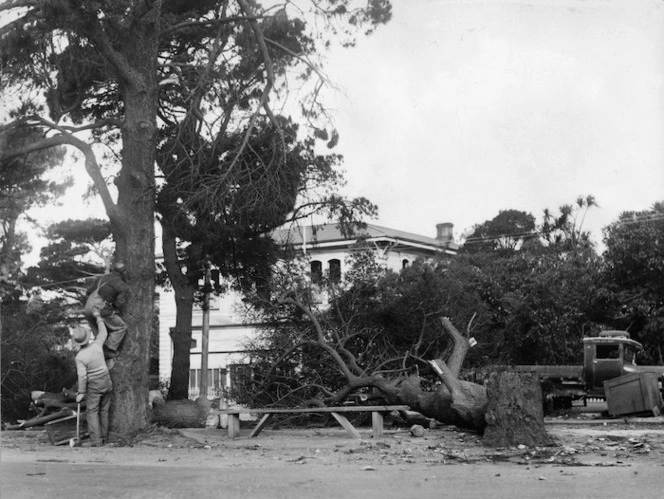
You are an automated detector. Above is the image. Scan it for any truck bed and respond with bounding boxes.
[512,365,584,381]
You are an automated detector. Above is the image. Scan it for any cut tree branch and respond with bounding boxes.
[441,316,470,378]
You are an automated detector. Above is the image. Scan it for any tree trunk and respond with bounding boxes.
[483,371,553,447]
[107,13,160,440]
[160,225,197,400]
[168,302,195,400]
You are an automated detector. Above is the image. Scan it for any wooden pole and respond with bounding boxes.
[199,262,211,399]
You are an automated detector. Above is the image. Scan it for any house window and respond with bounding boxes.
[402,259,410,268]
[189,368,228,398]
[189,369,199,393]
[328,259,341,283]
[310,260,323,283]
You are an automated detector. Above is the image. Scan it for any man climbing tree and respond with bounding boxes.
[84,262,129,369]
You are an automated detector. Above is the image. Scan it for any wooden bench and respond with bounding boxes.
[214,405,410,439]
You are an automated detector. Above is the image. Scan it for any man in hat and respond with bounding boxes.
[84,262,129,367]
[73,309,113,446]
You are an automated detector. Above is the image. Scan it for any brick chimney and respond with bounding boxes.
[436,223,454,245]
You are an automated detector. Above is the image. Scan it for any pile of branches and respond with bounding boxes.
[3,388,83,430]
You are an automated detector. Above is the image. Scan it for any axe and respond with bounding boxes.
[68,403,82,448]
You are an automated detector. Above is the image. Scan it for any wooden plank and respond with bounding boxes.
[215,405,409,416]
[249,413,273,438]
[371,411,384,439]
[330,412,362,439]
[227,413,241,438]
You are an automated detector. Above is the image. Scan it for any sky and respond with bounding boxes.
[317,0,664,246]
[23,0,664,261]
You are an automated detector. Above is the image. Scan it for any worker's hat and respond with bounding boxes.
[71,325,92,345]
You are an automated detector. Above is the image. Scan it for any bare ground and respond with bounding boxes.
[2,413,664,468]
[2,412,664,498]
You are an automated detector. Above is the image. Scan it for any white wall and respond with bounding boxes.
[158,287,251,383]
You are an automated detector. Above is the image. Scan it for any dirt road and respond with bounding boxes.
[2,418,663,498]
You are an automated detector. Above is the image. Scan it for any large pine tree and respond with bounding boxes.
[0,0,391,438]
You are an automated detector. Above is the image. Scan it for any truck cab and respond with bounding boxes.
[582,330,642,397]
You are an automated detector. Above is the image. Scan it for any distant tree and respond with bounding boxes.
[540,195,598,250]
[0,125,77,422]
[463,209,537,253]
[0,125,69,282]
[489,250,610,365]
[26,218,112,288]
[603,202,664,364]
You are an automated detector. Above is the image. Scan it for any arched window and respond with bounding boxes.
[402,259,410,269]
[328,259,341,283]
[310,260,323,283]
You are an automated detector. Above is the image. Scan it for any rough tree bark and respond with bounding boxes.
[483,371,553,447]
[160,225,196,401]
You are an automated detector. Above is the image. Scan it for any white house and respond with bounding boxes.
[157,222,458,398]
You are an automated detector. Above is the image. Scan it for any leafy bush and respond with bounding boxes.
[1,291,78,423]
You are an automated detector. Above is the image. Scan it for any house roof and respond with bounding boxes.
[274,223,458,254]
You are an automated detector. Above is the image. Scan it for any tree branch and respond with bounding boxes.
[0,118,121,226]
[161,15,260,36]
[0,7,42,39]
[441,316,470,378]
[84,17,145,89]
[233,0,283,168]
[0,0,38,12]
[276,292,356,382]
[265,37,330,86]
[428,358,461,396]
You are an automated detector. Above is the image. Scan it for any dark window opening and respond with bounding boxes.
[328,259,341,283]
[402,259,410,268]
[310,260,323,283]
[596,345,620,359]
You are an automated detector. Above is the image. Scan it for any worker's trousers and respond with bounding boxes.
[86,376,113,445]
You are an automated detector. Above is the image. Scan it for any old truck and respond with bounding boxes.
[515,330,664,410]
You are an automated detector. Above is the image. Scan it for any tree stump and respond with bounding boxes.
[151,397,210,428]
[483,371,554,447]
